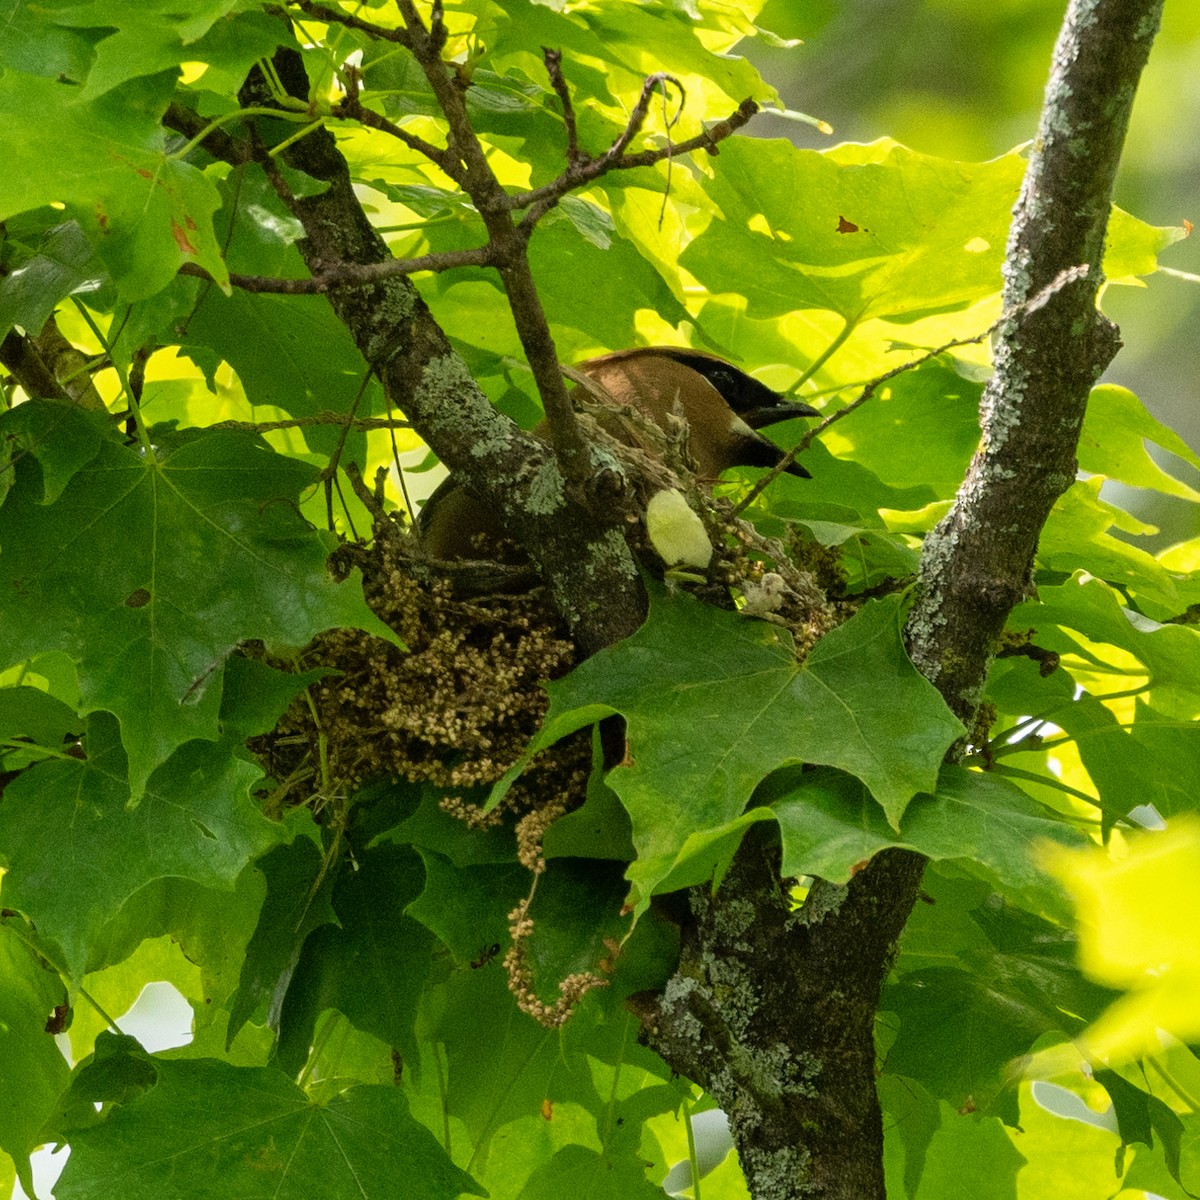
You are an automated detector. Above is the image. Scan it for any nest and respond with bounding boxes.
[248,513,588,825]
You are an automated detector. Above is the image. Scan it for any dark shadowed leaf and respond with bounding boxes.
[274,844,433,1077]
[0,924,71,1194]
[0,714,283,976]
[0,417,395,796]
[55,1054,483,1200]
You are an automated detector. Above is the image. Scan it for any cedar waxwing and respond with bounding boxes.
[579,347,817,479]
[417,347,817,561]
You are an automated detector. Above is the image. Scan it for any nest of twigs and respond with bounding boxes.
[248,508,590,828]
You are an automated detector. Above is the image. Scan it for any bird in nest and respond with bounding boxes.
[416,346,818,571]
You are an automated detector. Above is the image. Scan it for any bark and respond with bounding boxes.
[0,320,106,411]
[236,48,647,657]
[637,1,1164,1196]
[636,839,926,1200]
[907,0,1163,721]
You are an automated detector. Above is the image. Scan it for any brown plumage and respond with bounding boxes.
[417,347,817,562]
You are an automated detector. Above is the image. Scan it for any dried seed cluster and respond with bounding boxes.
[504,895,608,1028]
[245,455,845,1032]
[251,517,583,813]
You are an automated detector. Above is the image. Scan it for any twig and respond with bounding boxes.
[208,412,411,433]
[303,245,498,286]
[289,0,411,45]
[335,86,462,181]
[178,263,322,293]
[513,98,758,229]
[542,48,583,167]
[611,72,684,160]
[177,244,496,293]
[732,264,1093,517]
[428,0,447,53]
[344,460,389,521]
[653,76,684,229]
[320,367,373,534]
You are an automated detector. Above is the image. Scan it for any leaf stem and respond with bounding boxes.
[434,1041,453,1156]
[167,106,313,162]
[70,301,155,455]
[268,118,330,158]
[794,317,854,391]
[1146,1056,1200,1113]
[986,763,1121,819]
[684,1095,702,1200]
[4,920,122,1033]
[296,1010,341,1087]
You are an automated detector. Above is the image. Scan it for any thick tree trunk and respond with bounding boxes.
[637,840,927,1200]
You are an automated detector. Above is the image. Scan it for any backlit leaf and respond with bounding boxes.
[0,72,228,298]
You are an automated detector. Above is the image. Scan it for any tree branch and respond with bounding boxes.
[208,411,411,433]
[392,0,592,486]
[637,836,927,1200]
[236,45,645,656]
[0,320,106,411]
[906,0,1162,723]
[334,67,463,181]
[164,101,253,164]
[177,244,497,293]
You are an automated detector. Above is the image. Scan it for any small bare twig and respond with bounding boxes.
[343,460,390,522]
[289,0,412,46]
[177,263,322,293]
[335,88,462,181]
[653,76,684,229]
[542,48,583,167]
[611,72,684,160]
[513,97,758,230]
[208,411,411,433]
[732,263,1093,517]
[428,0,447,53]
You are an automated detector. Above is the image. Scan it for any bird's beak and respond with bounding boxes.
[738,398,821,429]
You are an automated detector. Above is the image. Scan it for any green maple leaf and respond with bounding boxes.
[498,587,963,901]
[0,926,71,1193]
[773,765,1090,923]
[682,139,1024,324]
[0,407,397,798]
[0,71,227,298]
[55,1048,484,1200]
[0,713,281,976]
